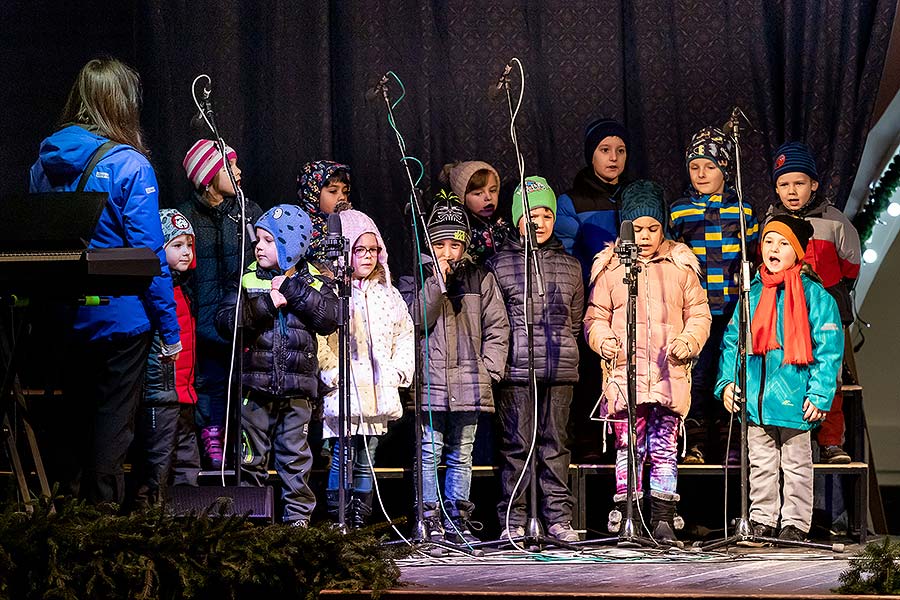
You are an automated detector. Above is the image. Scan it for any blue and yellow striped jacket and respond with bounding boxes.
[670,189,758,315]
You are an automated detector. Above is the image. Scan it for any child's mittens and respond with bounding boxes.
[722,383,742,413]
[279,273,314,311]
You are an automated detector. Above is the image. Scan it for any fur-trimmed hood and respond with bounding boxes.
[589,238,701,286]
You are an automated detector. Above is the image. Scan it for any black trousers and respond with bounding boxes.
[241,390,315,523]
[132,403,200,507]
[496,383,575,527]
[53,331,152,504]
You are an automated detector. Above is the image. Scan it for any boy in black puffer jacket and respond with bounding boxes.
[487,177,584,543]
[216,204,338,526]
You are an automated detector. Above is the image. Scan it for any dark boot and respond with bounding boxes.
[608,499,641,533]
[348,491,373,529]
[443,500,482,545]
[421,502,445,542]
[650,496,680,544]
[325,489,341,521]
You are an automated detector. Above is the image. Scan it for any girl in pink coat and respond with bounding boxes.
[585,180,711,543]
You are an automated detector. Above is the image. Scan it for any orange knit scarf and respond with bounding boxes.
[751,263,812,365]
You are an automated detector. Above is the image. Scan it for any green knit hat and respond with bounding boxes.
[511,176,557,227]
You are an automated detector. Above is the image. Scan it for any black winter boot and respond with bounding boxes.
[348,491,373,529]
[608,499,641,534]
[443,500,483,545]
[650,496,680,545]
[421,502,445,542]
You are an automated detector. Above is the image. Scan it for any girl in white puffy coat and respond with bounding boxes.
[319,209,414,525]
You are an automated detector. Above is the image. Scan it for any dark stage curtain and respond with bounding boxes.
[4,1,894,275]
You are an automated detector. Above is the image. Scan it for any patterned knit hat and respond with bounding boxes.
[686,126,735,181]
[441,161,501,201]
[619,180,666,225]
[159,208,194,247]
[254,204,313,271]
[763,214,814,261]
[339,209,391,283]
[427,191,471,249]
[772,142,818,182]
[511,176,557,227]
[584,118,629,166]
[296,160,352,262]
[296,160,352,212]
[183,139,237,189]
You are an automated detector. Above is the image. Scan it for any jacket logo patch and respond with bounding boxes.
[95,171,109,179]
[145,186,156,194]
[821,322,840,331]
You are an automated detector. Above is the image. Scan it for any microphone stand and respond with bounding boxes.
[374,76,482,557]
[192,75,252,486]
[699,108,842,552]
[472,60,578,553]
[325,230,353,532]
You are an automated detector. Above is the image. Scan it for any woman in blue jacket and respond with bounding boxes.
[29,57,180,504]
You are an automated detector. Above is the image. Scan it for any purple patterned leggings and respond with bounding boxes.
[612,403,680,501]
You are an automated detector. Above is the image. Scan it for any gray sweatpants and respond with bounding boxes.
[748,424,813,532]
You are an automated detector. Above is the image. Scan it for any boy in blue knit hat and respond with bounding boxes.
[670,126,759,465]
[765,141,861,465]
[216,204,339,526]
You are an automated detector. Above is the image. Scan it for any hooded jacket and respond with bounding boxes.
[398,257,510,412]
[585,240,712,417]
[486,235,584,384]
[29,125,179,345]
[216,260,339,399]
[715,269,843,430]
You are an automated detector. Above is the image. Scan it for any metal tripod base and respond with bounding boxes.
[699,518,845,552]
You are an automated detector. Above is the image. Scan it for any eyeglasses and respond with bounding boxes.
[352,246,382,258]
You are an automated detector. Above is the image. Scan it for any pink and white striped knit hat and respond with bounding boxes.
[183,139,237,189]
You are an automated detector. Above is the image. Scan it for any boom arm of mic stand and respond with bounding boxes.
[379,85,447,295]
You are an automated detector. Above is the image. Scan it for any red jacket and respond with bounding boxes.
[174,285,197,404]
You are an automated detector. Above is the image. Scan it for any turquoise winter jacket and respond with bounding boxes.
[715,270,843,431]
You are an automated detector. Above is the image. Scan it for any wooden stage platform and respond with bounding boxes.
[329,539,883,599]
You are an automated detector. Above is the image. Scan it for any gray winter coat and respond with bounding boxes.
[486,235,584,384]
[399,258,509,412]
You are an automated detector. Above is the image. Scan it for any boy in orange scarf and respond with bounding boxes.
[716,215,843,542]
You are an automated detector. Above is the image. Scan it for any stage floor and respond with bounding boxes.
[351,539,878,599]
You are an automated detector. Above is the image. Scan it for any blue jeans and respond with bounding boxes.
[327,435,379,493]
[421,411,479,504]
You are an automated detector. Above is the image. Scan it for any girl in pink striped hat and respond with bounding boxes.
[177,139,263,470]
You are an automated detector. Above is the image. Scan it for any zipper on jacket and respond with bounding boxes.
[756,354,767,424]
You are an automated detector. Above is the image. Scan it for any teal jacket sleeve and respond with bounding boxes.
[804,281,843,411]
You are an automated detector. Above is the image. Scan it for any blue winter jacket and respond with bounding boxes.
[715,271,843,431]
[29,125,179,345]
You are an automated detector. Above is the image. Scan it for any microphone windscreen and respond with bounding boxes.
[619,219,635,244]
[327,212,342,237]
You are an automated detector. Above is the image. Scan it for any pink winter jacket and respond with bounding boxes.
[584,239,711,418]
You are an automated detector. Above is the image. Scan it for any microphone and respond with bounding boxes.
[615,219,638,275]
[324,212,346,263]
[191,78,213,129]
[619,219,635,246]
[365,74,389,102]
[487,62,512,100]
